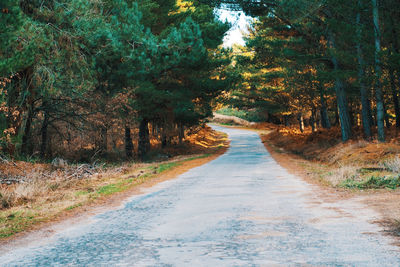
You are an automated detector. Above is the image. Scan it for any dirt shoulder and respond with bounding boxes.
[0,126,229,243]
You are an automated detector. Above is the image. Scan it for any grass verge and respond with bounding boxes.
[0,152,226,240]
[340,175,400,190]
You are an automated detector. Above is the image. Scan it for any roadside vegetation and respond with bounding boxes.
[258,124,400,188]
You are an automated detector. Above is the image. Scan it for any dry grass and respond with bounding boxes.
[325,165,360,186]
[0,163,145,238]
[382,156,400,173]
[258,123,400,189]
[0,162,107,209]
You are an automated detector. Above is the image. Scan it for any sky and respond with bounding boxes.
[216,9,252,48]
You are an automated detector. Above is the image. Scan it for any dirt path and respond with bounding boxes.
[1,125,399,266]
[0,128,229,245]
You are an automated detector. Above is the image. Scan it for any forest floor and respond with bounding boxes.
[211,115,400,239]
[0,126,229,242]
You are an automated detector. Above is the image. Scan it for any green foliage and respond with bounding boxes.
[213,0,400,141]
[0,210,39,238]
[0,0,232,159]
[340,175,400,189]
[216,107,265,122]
[66,203,83,210]
[134,1,233,143]
[157,162,179,173]
[0,0,26,75]
[97,184,122,196]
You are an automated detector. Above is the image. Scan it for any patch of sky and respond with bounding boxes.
[214,5,253,48]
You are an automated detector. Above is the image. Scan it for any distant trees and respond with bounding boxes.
[0,0,233,160]
[214,0,400,142]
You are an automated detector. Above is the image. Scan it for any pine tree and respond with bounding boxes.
[134,1,231,158]
[212,0,400,142]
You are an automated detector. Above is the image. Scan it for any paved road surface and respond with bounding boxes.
[1,126,399,266]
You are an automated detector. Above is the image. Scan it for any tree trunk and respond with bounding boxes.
[100,126,108,153]
[20,104,34,155]
[40,109,49,158]
[389,66,400,127]
[389,15,400,104]
[360,85,373,140]
[17,67,35,155]
[328,31,352,141]
[383,101,391,128]
[348,101,356,127]
[266,112,271,123]
[125,126,133,158]
[333,101,340,126]
[360,85,373,139]
[367,97,374,126]
[319,87,331,129]
[357,0,372,139]
[335,77,352,141]
[138,118,150,160]
[161,130,167,148]
[372,0,385,141]
[178,123,184,144]
[298,113,304,133]
[283,115,289,127]
[310,108,317,132]
[358,59,372,138]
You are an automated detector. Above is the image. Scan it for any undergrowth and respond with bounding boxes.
[157,162,179,173]
[216,107,264,122]
[340,175,400,189]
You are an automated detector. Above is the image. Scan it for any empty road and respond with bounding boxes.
[1,125,399,266]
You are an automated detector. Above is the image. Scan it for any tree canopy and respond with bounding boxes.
[214,0,400,142]
[0,0,234,160]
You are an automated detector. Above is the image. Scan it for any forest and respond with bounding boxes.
[219,0,400,143]
[2,0,400,162]
[0,0,235,161]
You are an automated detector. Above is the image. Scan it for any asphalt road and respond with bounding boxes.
[1,125,400,266]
